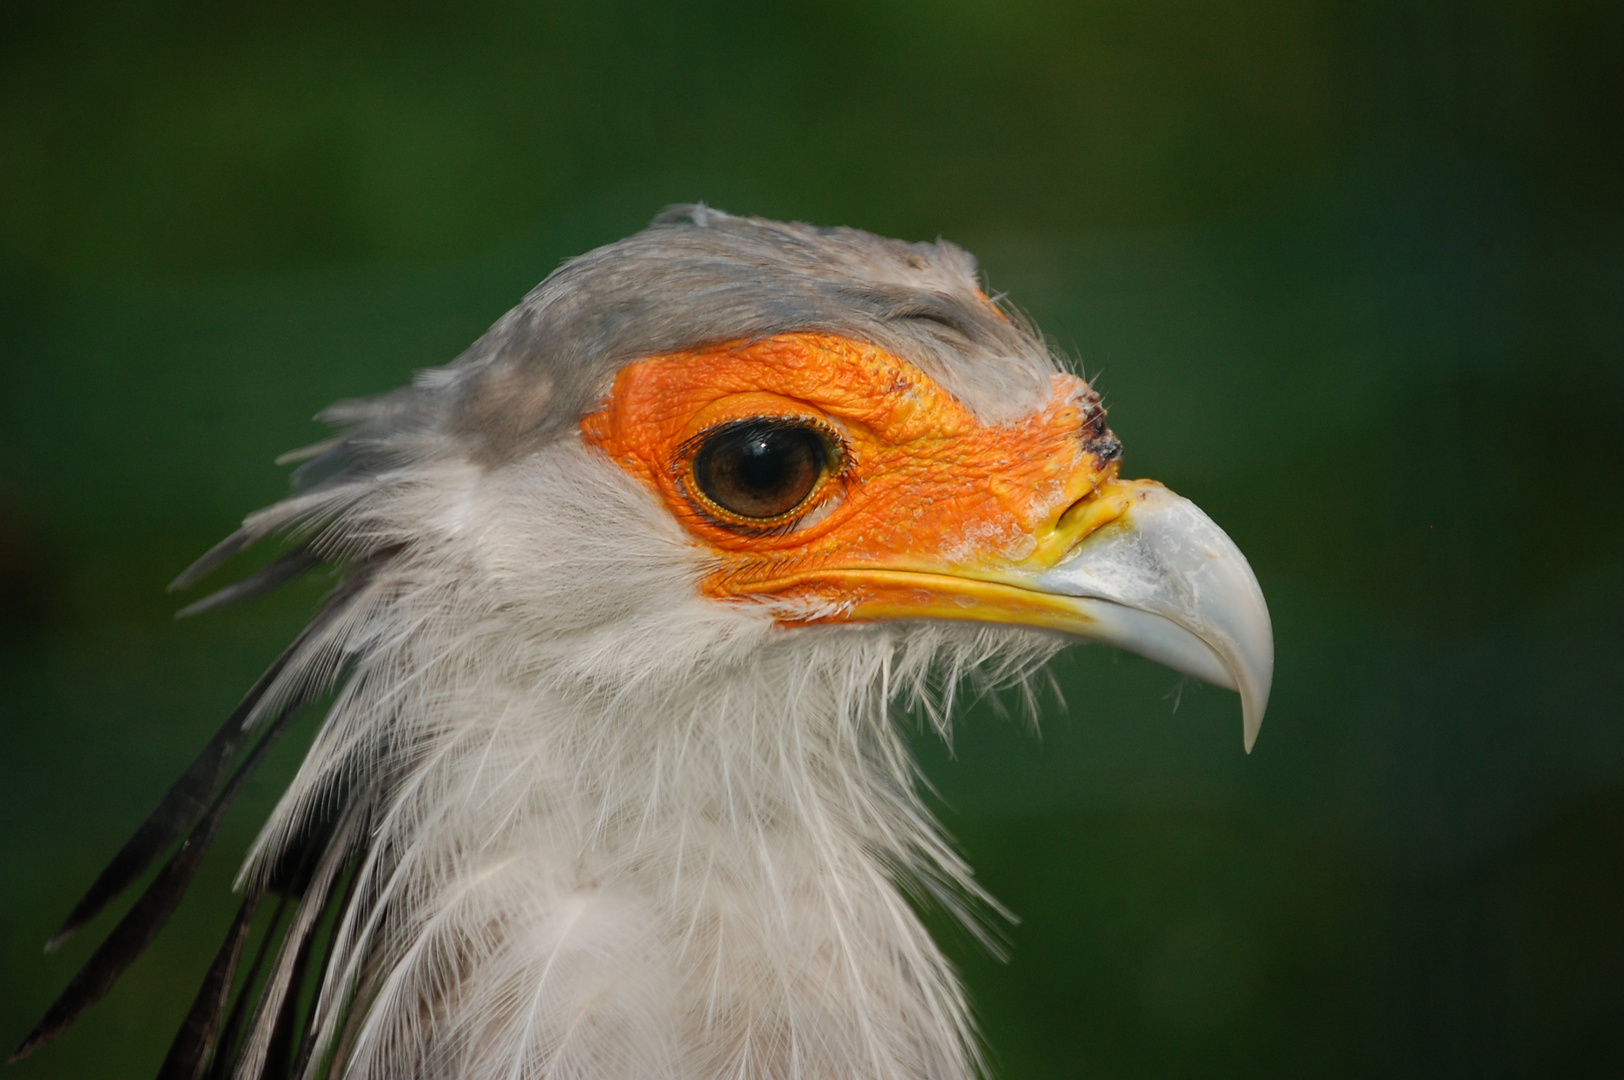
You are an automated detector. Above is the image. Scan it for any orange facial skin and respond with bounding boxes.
[581,333,1142,628]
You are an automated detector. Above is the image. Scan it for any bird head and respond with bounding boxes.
[15,206,1273,1080]
[401,206,1271,749]
[577,330,1270,746]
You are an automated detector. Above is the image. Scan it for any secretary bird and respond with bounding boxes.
[13,207,1272,1080]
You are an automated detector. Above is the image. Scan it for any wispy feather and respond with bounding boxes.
[17,207,1182,1080]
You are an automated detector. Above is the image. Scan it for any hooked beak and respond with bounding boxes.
[1010,481,1274,752]
[583,339,1271,746]
[793,478,1274,751]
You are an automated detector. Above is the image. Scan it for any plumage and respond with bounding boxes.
[16,709,281,1060]
[16,207,1272,1080]
[156,887,263,1080]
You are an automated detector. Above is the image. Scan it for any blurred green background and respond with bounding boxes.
[2,0,1621,1076]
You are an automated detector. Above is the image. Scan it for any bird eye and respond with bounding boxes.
[691,421,831,522]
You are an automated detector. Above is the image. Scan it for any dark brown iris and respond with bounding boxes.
[692,421,828,521]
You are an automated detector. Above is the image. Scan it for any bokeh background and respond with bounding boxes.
[3,1,1621,1076]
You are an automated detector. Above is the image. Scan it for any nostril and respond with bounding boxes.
[1051,478,1135,565]
[1057,486,1109,534]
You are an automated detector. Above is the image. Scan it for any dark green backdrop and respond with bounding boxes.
[3,1,1621,1077]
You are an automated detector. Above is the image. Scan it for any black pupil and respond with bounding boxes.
[694,423,827,520]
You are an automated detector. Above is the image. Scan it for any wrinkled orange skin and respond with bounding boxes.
[580,333,1128,622]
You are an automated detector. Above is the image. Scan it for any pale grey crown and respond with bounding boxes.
[179,207,1062,596]
[332,206,1058,467]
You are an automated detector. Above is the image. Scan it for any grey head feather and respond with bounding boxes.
[24,207,1065,1076]
[175,206,1059,596]
[442,205,1059,463]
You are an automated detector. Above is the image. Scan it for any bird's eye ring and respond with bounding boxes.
[684,419,840,527]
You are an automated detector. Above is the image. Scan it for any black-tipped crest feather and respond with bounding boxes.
[206,892,295,1080]
[46,571,376,952]
[170,529,252,592]
[156,889,264,1080]
[11,722,284,1063]
[230,804,363,1080]
[175,547,321,619]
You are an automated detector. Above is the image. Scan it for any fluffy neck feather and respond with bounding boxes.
[246,443,1059,1080]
